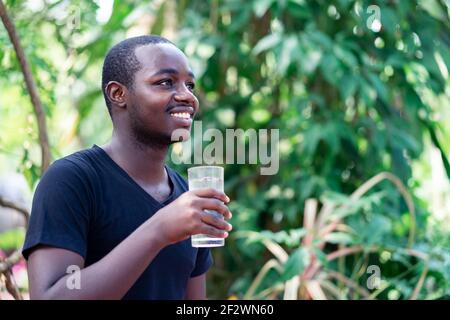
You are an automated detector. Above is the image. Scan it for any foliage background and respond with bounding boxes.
[0,0,449,299]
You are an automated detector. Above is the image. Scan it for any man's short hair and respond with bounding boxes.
[101,35,173,116]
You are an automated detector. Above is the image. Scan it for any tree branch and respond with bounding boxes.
[0,0,51,174]
[0,250,23,274]
[0,195,28,299]
[0,195,29,227]
[3,269,23,300]
[326,271,371,299]
[0,250,23,300]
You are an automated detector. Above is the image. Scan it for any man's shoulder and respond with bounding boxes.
[40,147,101,185]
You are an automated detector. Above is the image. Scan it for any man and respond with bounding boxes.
[22,35,233,300]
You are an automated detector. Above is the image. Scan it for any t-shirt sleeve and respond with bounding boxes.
[190,248,213,277]
[22,159,93,260]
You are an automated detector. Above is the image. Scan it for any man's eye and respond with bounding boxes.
[186,82,195,90]
[158,79,173,86]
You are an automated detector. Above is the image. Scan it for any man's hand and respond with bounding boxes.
[150,188,233,246]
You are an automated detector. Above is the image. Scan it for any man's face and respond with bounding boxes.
[126,43,199,148]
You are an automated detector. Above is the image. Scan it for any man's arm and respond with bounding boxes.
[28,217,166,300]
[27,188,232,299]
[185,274,207,300]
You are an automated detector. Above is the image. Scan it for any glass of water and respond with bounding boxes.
[188,166,225,248]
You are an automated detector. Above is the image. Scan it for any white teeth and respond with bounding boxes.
[170,112,191,119]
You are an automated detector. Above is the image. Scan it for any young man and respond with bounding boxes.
[22,35,233,300]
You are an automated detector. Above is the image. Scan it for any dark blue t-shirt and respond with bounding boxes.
[22,145,213,299]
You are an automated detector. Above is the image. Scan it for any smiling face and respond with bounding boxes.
[118,43,199,148]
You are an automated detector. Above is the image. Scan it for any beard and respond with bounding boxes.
[128,104,174,150]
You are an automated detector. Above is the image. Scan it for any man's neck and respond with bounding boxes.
[101,131,169,186]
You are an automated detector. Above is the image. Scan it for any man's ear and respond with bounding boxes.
[105,81,128,109]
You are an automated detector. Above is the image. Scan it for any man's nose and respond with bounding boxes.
[174,84,196,106]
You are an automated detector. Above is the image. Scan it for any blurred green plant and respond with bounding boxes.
[1,0,449,299]
[233,172,449,299]
[0,228,25,250]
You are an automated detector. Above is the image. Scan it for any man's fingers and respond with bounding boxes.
[192,188,230,203]
[199,225,229,239]
[196,198,232,219]
[200,210,233,231]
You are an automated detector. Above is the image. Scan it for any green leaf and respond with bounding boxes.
[360,215,392,246]
[282,247,310,281]
[333,44,358,68]
[313,248,329,269]
[359,78,377,106]
[308,31,333,50]
[278,35,298,75]
[302,124,323,157]
[367,72,389,104]
[386,53,407,68]
[418,0,447,21]
[151,1,167,35]
[252,33,282,55]
[339,74,359,99]
[229,8,251,32]
[287,1,310,19]
[323,232,354,245]
[390,126,421,155]
[0,228,25,250]
[253,0,274,17]
[320,53,341,85]
[380,8,398,35]
[421,119,450,180]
